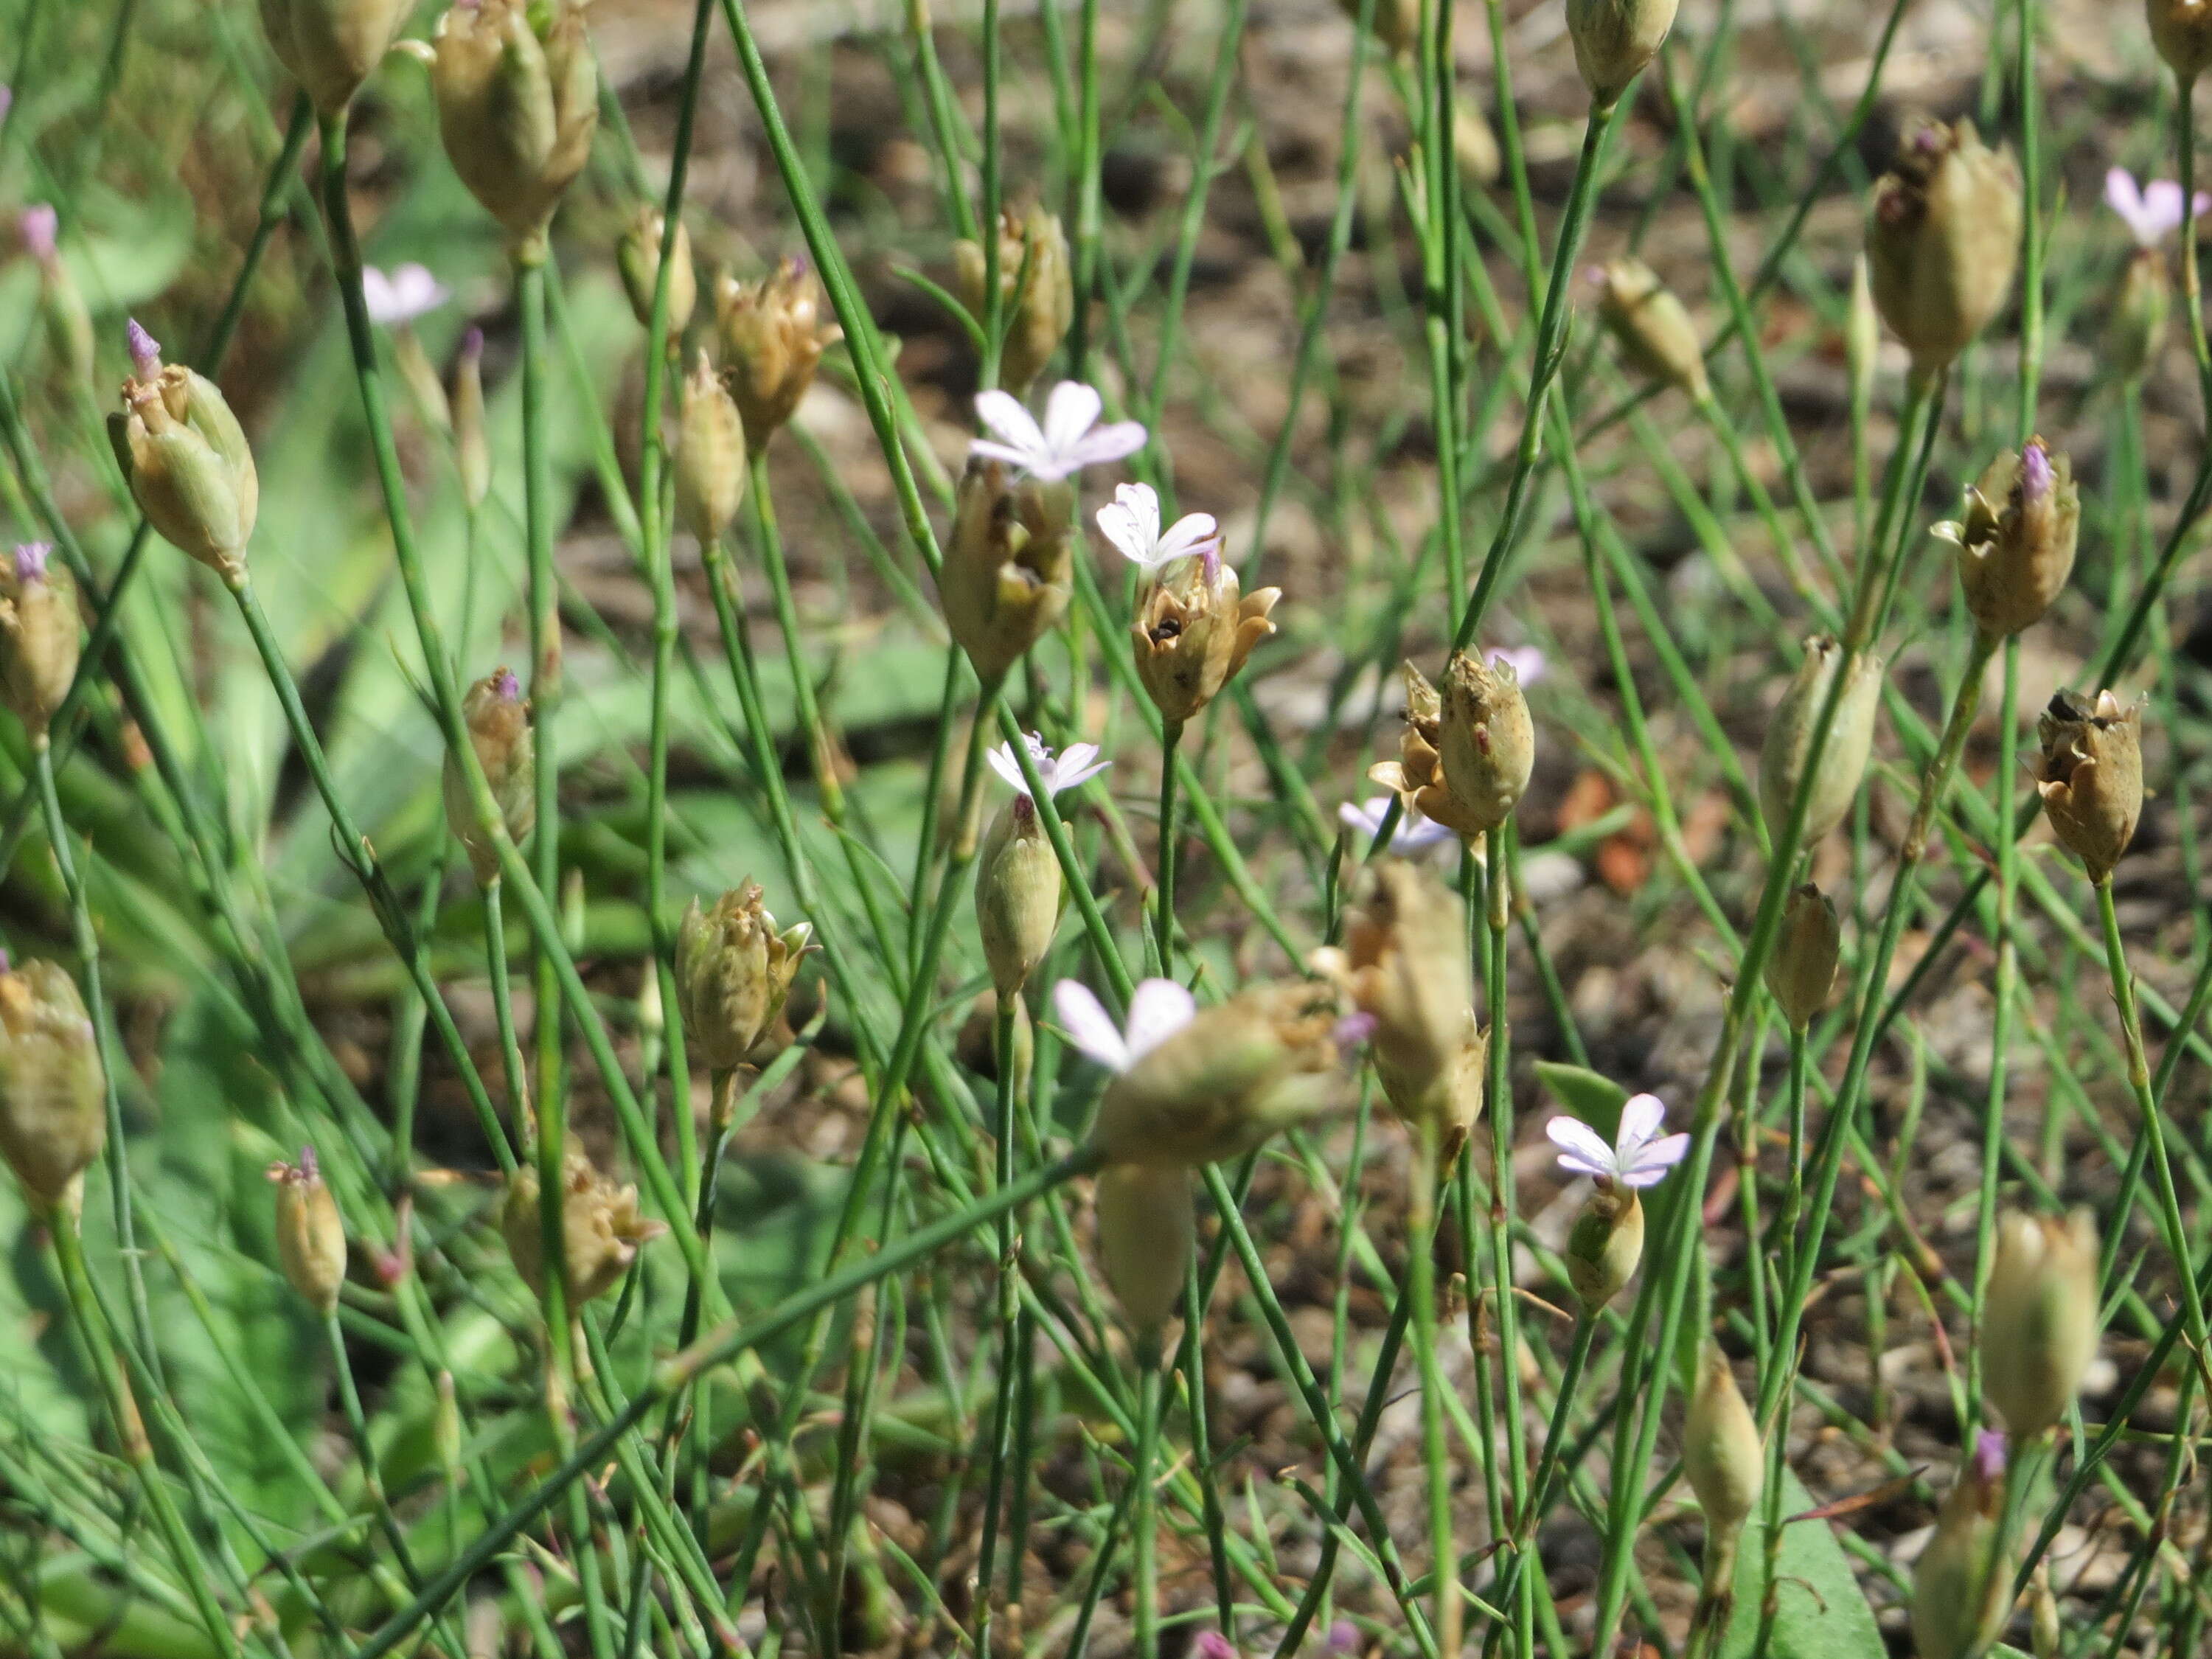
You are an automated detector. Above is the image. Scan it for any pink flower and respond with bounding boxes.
[1096,481,1220,569]
[18,204,57,265]
[1490,645,1547,686]
[2105,167,2208,249]
[970,381,1146,482]
[361,263,451,327]
[988,731,1110,799]
[1337,796,1453,854]
[1546,1093,1689,1189]
[1051,978,1197,1074]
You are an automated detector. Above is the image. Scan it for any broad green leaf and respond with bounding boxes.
[1718,1467,1887,1659]
[1533,1060,1629,1141]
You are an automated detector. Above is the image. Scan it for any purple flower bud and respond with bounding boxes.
[460,326,485,365]
[1973,1427,2008,1484]
[1195,1635,1239,1659]
[492,667,521,702]
[299,1143,320,1180]
[0,947,12,975]
[2020,439,2052,502]
[1332,1011,1380,1048]
[18,204,57,264]
[1326,1621,1359,1654]
[126,319,161,381]
[12,543,51,584]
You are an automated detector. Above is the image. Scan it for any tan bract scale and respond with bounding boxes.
[1565,0,1680,108]
[619,210,698,338]
[938,461,1076,682]
[431,0,599,248]
[1758,636,1883,846]
[714,262,840,443]
[675,881,810,1071]
[954,205,1072,393]
[442,671,535,887]
[2037,689,2144,883]
[258,0,411,116]
[502,1153,668,1307]
[1131,556,1279,725]
[0,961,105,1214]
[1865,119,2020,376]
[675,352,748,546]
[1596,258,1709,402]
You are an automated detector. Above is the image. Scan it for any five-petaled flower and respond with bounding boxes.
[362,263,452,328]
[2104,167,2208,249]
[1096,481,1220,569]
[988,731,1111,799]
[1052,977,1197,1075]
[971,381,1146,482]
[1547,1093,1689,1189]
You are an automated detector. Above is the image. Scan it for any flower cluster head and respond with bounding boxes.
[115,320,260,582]
[2151,0,2212,83]
[1758,634,1884,848]
[267,1145,347,1314]
[1592,257,1709,403]
[1935,437,2079,641]
[428,0,599,251]
[714,257,839,442]
[0,956,105,1216]
[442,667,535,886]
[956,204,1073,392]
[675,880,813,1072]
[1865,118,2020,377]
[2036,688,2144,883]
[362,263,451,328]
[2105,168,2199,378]
[1371,653,1537,841]
[502,1152,667,1307]
[0,540,79,737]
[1565,0,1679,108]
[260,0,410,116]
[618,208,697,338]
[976,734,1107,998]
[1549,1094,1687,1312]
[972,382,1146,484]
[1911,1430,2011,1659]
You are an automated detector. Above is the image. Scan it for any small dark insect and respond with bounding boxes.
[1150,618,1182,643]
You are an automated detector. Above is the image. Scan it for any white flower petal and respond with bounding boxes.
[2142,180,2190,244]
[1052,742,1110,794]
[1339,799,1386,838]
[1097,485,1157,564]
[1053,980,1132,1072]
[970,438,1043,470]
[1156,512,1220,560]
[987,740,1034,797]
[1042,380,1105,451]
[1491,645,1547,686]
[1124,978,1198,1062]
[1621,1132,1691,1183]
[1615,1093,1667,1154]
[361,267,399,324]
[975,389,1046,456]
[1069,420,1148,469]
[1545,1115,1617,1178]
[1397,813,1454,851]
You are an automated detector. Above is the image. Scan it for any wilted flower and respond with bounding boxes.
[267,1145,347,1314]
[1057,977,1345,1168]
[1096,481,1220,570]
[1132,548,1279,725]
[429,0,598,248]
[259,0,411,116]
[1764,883,1840,1032]
[2036,689,2143,883]
[442,668,535,886]
[1094,1163,1193,1335]
[1910,1431,2011,1659]
[114,321,259,582]
[1565,0,1680,108]
[1436,650,1536,835]
[0,958,105,1215]
[1758,636,1884,848]
[618,209,697,339]
[0,543,80,738]
[502,1152,668,1307]
[2149,0,2212,82]
[977,735,1107,998]
[675,351,747,546]
[955,204,1073,392]
[1593,258,1709,403]
[970,382,1145,484]
[675,881,811,1071]
[714,259,840,443]
[938,459,1077,682]
[1865,119,2021,377]
[1934,439,2079,640]
[1983,1210,2100,1440]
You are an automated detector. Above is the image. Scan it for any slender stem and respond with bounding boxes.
[1131,1349,1164,1659]
[1155,720,1183,970]
[1408,1129,1459,1659]
[484,877,532,1147]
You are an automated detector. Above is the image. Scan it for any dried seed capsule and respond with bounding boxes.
[675,881,811,1072]
[1564,0,1680,108]
[2150,0,2212,81]
[938,460,1076,682]
[258,0,411,116]
[975,793,1061,1000]
[0,957,105,1215]
[1595,258,1709,403]
[2109,248,2171,382]
[115,322,259,582]
[1370,662,1482,840]
[1935,438,2079,641]
[2036,689,2143,883]
[1910,1432,2011,1659]
[1090,981,1345,1169]
[1764,883,1840,1032]
[0,543,81,739]
[430,0,598,249]
[1563,1181,1643,1312]
[675,351,747,546]
[502,1152,668,1307]
[714,259,840,445]
[617,209,697,340]
[1683,1343,1763,1537]
[1131,551,1279,726]
[1865,119,2021,378]
[1982,1210,2099,1440]
[1758,636,1884,848]
[1436,650,1536,835]
[267,1145,347,1314]
[442,669,535,886]
[1095,1164,1193,1335]
[954,204,1073,393]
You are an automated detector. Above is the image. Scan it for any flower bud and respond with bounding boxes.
[442,669,535,886]
[955,204,1073,393]
[1563,1180,1642,1311]
[267,1146,347,1314]
[1565,0,1680,108]
[21,209,94,390]
[1132,552,1279,726]
[2150,0,2212,81]
[618,209,697,340]
[1436,650,1536,835]
[1310,861,1481,1141]
[1982,1210,2099,1439]
[393,327,451,434]
[0,543,81,739]
[452,328,490,509]
[502,1152,667,1307]
[675,352,747,546]
[430,0,599,248]
[259,0,410,116]
[1595,258,1708,403]
[1758,636,1883,847]
[939,459,1076,682]
[2109,248,2171,383]
[1764,883,1839,1032]
[1910,1432,2011,1659]
[1335,0,1419,55]
[116,323,259,582]
[1095,1164,1193,1335]
[1935,439,2078,641]
[1846,252,1879,414]
[1369,663,1478,839]
[1865,119,2021,378]
[675,881,811,1071]
[0,958,105,1214]
[1683,1343,1763,1537]
[976,795,1061,999]
[1453,102,1501,189]
[714,259,840,444]
[2036,689,2143,883]
[1091,981,1345,1168]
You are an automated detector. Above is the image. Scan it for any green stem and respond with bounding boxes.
[1155,720,1182,970]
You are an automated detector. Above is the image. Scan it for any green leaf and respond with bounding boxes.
[1533,1060,1629,1141]
[1718,1468,1887,1659]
